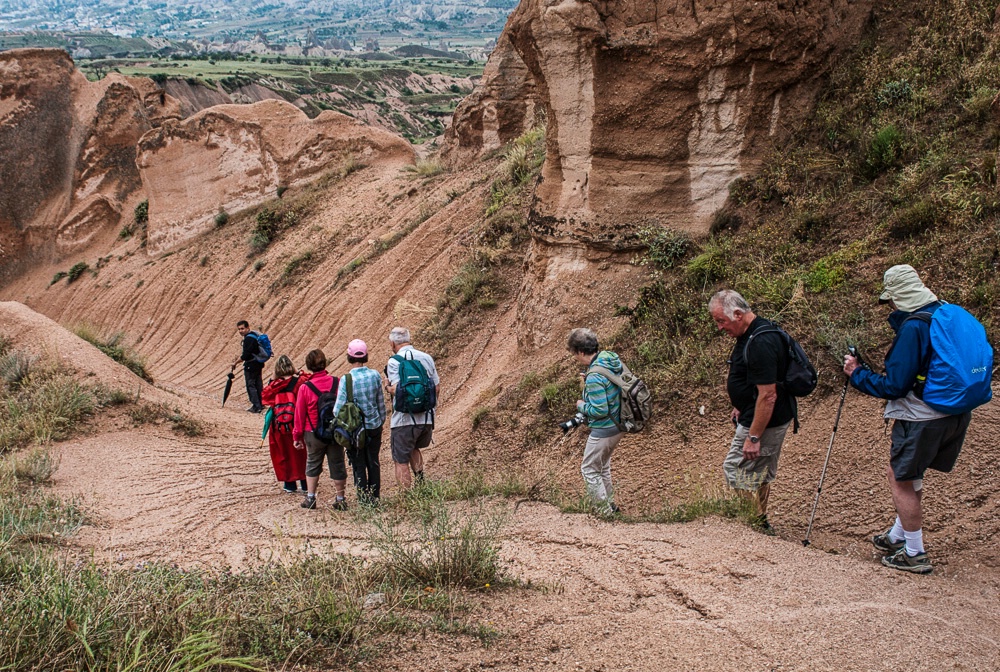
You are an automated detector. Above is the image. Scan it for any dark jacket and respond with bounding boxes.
[850,301,940,399]
[241,333,262,370]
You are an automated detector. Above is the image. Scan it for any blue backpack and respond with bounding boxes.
[908,304,993,414]
[249,331,273,363]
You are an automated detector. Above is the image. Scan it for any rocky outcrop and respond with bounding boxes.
[440,32,543,165]
[136,100,416,253]
[0,49,180,279]
[452,0,873,240]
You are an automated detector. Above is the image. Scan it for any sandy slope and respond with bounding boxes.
[2,300,997,669]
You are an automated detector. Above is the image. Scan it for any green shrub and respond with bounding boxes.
[49,272,67,286]
[470,406,490,430]
[133,200,149,226]
[638,227,692,270]
[214,210,229,227]
[363,497,508,589]
[66,262,89,283]
[0,371,96,451]
[875,79,912,108]
[0,351,36,388]
[860,125,904,179]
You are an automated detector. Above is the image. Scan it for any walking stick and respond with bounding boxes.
[802,376,848,546]
[802,345,863,547]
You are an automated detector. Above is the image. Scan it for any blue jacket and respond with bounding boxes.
[850,302,940,399]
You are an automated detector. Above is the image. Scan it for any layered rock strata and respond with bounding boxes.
[136,100,415,254]
[0,49,180,278]
[450,0,874,240]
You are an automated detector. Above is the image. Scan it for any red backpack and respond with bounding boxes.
[272,376,298,433]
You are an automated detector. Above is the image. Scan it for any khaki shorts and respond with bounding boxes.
[722,422,790,491]
[304,431,347,480]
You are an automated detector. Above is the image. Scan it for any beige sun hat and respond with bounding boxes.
[878,264,938,312]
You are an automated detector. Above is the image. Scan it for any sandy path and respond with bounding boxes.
[46,382,1000,671]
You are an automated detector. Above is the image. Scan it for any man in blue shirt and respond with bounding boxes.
[843,265,972,575]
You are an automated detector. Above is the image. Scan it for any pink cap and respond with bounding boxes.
[347,339,368,358]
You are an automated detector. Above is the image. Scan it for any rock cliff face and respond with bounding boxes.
[136,100,416,254]
[441,32,543,165]
[451,0,873,240]
[0,49,180,279]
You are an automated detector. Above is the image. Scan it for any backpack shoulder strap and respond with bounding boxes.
[904,312,933,325]
[590,365,625,387]
[344,373,354,403]
[305,381,321,397]
[284,376,298,393]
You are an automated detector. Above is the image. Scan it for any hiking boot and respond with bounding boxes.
[881,547,933,575]
[872,531,905,554]
[300,495,317,510]
[754,515,776,536]
[332,497,348,512]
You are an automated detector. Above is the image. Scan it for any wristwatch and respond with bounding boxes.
[749,435,760,444]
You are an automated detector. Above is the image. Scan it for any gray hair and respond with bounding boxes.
[567,327,599,355]
[389,327,411,346]
[709,289,751,320]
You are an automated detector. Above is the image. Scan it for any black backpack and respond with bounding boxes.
[743,323,817,433]
[306,378,340,444]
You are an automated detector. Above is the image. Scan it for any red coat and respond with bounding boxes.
[261,375,307,483]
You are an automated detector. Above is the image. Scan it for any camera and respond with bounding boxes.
[559,412,587,434]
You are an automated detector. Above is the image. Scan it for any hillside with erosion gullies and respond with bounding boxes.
[1,1,1000,670]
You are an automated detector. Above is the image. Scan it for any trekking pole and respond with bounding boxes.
[802,346,860,547]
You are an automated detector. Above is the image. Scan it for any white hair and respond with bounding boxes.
[389,326,411,346]
[709,289,751,320]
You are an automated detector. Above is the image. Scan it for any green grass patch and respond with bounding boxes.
[72,325,152,383]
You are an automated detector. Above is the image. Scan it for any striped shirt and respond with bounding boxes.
[332,366,386,430]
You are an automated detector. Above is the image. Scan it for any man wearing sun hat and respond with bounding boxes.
[331,339,387,504]
[843,264,974,575]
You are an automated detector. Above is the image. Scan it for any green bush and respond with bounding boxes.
[214,210,229,227]
[66,262,89,283]
[860,125,904,179]
[0,371,95,451]
[133,200,149,226]
[638,227,692,270]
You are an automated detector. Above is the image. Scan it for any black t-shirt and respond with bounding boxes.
[726,317,795,429]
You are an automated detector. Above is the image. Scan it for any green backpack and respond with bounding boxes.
[333,373,367,450]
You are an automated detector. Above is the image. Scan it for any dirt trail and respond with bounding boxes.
[48,395,1000,671]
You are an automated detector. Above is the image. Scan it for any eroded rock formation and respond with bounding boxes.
[451,0,874,240]
[441,32,543,165]
[136,100,416,253]
[0,49,180,279]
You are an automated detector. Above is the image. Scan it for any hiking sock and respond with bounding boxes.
[903,528,925,556]
[888,516,905,542]
[307,492,316,499]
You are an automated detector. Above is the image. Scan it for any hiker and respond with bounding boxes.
[385,327,439,489]
[567,328,625,515]
[709,289,795,533]
[332,339,386,504]
[232,320,264,413]
[292,349,347,510]
[260,355,308,494]
[844,265,984,574]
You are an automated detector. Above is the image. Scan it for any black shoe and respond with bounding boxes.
[872,531,905,554]
[609,503,622,514]
[754,515,776,536]
[332,497,348,511]
[300,495,317,509]
[881,547,933,574]
[282,485,298,494]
